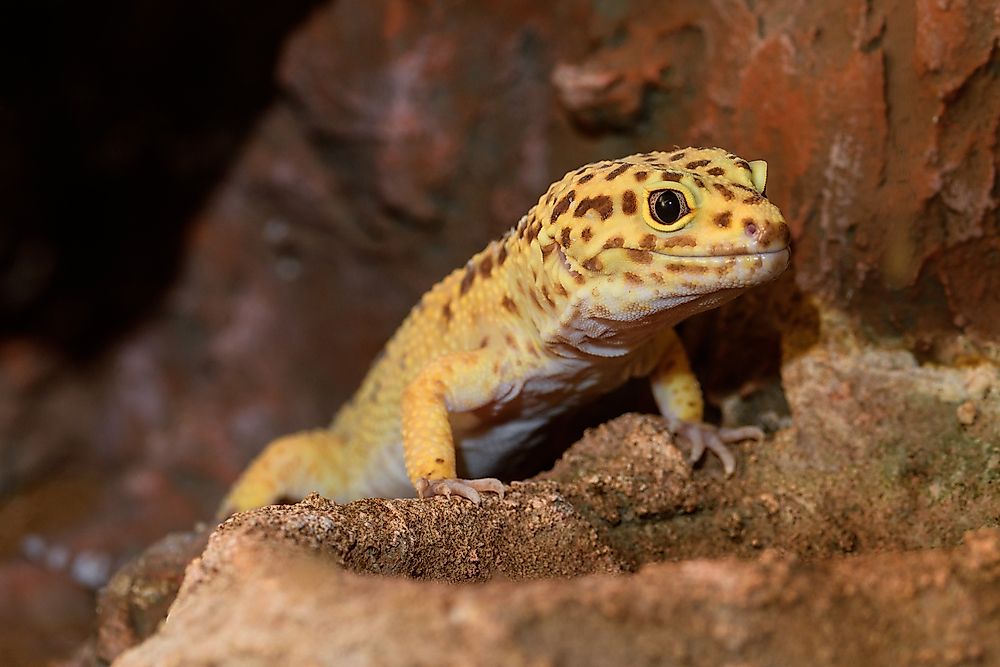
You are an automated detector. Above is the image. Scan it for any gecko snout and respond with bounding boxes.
[742,213,790,254]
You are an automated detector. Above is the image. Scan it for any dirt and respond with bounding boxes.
[106,523,999,667]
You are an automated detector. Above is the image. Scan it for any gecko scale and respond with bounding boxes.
[222,147,790,514]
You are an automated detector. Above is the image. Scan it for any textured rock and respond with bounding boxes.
[114,523,1000,666]
[95,529,210,663]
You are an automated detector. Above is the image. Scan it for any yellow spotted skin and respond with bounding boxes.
[222,147,791,514]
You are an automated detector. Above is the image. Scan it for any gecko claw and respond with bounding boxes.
[415,477,505,503]
[672,422,765,477]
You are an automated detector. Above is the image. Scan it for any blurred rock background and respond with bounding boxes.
[0,1,996,664]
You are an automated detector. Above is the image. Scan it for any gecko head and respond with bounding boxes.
[536,147,791,325]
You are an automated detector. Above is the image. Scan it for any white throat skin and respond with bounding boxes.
[549,285,748,359]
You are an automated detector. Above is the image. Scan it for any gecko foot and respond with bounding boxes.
[670,421,764,477]
[415,477,505,504]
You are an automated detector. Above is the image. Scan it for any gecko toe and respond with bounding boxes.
[671,421,764,477]
[718,425,765,443]
[462,477,506,500]
[416,477,504,503]
[703,432,737,477]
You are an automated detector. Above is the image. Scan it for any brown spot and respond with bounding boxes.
[541,241,558,258]
[574,195,614,220]
[578,173,594,184]
[442,303,453,322]
[554,281,568,296]
[501,295,519,314]
[479,255,493,278]
[624,272,643,284]
[639,234,657,249]
[571,271,586,284]
[626,249,653,264]
[526,222,541,242]
[460,264,475,294]
[735,159,751,172]
[708,243,741,256]
[542,285,555,307]
[661,235,697,248]
[692,176,707,190]
[603,236,624,249]
[666,263,685,273]
[685,159,711,169]
[561,227,572,247]
[492,361,500,374]
[634,170,649,182]
[743,194,766,205]
[733,183,756,193]
[707,166,725,176]
[669,151,686,161]
[497,244,508,265]
[581,226,593,242]
[714,211,732,228]
[550,190,575,223]
[622,190,638,215]
[650,272,664,284]
[660,171,683,182]
[712,183,735,201]
[505,333,519,349]
[435,458,445,465]
[605,164,629,180]
[582,256,603,272]
[479,336,490,348]
[778,224,791,246]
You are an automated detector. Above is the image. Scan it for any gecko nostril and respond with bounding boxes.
[744,221,758,238]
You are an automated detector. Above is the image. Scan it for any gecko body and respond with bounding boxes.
[222,147,790,513]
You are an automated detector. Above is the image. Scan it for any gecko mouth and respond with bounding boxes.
[637,247,790,287]
[641,247,790,261]
[641,248,791,272]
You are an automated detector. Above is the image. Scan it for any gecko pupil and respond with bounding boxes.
[650,190,688,225]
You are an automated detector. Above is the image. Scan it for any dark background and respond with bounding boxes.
[0,1,321,357]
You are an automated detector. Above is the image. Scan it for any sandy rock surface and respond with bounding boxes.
[101,323,999,664]
[114,506,1000,667]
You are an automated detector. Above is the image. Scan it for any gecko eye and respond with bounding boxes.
[649,190,690,226]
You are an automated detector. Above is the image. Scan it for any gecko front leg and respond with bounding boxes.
[401,351,506,503]
[649,329,763,476]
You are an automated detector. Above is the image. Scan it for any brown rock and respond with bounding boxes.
[96,528,211,664]
[114,524,1000,666]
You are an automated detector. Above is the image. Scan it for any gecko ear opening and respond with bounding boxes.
[749,160,767,193]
